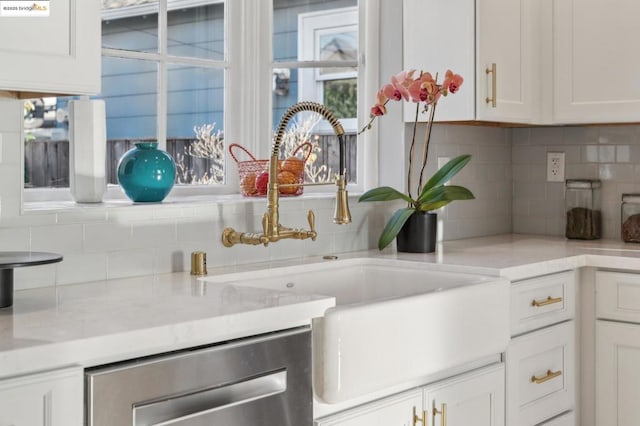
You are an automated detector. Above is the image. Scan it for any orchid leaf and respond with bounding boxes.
[418,185,475,207]
[420,154,471,196]
[359,186,414,204]
[378,207,415,250]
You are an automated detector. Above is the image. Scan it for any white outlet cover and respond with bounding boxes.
[547,152,565,182]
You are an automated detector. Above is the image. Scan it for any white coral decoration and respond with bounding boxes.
[176,123,224,185]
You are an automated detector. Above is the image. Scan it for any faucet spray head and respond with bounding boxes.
[333,176,352,225]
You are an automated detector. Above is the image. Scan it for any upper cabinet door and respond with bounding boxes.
[403,0,535,124]
[553,0,640,123]
[477,0,536,123]
[403,0,476,122]
[0,0,101,96]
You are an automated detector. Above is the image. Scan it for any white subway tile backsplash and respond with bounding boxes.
[0,227,29,250]
[56,252,108,285]
[617,145,631,162]
[562,126,599,145]
[598,145,616,163]
[107,250,154,279]
[599,125,640,144]
[14,264,57,290]
[583,145,599,162]
[130,220,178,249]
[599,164,635,181]
[84,222,132,252]
[31,224,83,252]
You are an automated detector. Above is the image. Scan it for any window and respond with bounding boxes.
[272,0,359,185]
[24,0,371,198]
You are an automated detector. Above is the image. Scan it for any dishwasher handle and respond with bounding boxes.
[134,370,287,426]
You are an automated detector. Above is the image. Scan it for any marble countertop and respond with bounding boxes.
[0,272,334,379]
[3,233,640,380]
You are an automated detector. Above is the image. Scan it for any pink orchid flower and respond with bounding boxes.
[370,89,388,116]
[442,70,464,94]
[408,72,441,104]
[382,70,414,101]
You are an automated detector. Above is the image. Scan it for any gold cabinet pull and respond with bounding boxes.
[485,63,497,107]
[433,402,447,426]
[413,406,426,425]
[531,296,563,307]
[530,369,562,384]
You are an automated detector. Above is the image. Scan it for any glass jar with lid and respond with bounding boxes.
[621,194,640,242]
[565,179,602,240]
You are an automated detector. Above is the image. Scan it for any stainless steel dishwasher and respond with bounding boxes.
[85,327,312,425]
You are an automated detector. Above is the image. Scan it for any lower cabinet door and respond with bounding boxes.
[506,321,575,426]
[314,389,422,426]
[0,366,83,426]
[424,363,505,426]
[596,320,640,426]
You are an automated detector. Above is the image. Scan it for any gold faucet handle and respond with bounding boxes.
[307,210,317,241]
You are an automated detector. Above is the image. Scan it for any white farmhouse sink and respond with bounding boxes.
[203,258,509,403]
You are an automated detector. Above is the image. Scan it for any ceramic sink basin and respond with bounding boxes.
[202,258,509,403]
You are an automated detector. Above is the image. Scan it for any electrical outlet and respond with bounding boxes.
[547,152,565,182]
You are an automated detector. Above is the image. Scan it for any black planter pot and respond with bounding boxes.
[396,212,437,253]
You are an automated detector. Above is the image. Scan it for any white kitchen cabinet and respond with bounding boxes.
[553,0,640,123]
[539,411,575,426]
[596,321,640,426]
[506,321,575,426]
[507,271,577,426]
[0,0,101,97]
[595,271,640,426]
[402,0,536,123]
[423,363,505,426]
[0,366,83,426]
[316,363,504,426]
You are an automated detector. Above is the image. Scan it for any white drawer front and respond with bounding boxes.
[507,321,575,426]
[511,271,576,336]
[539,411,575,426]
[596,271,640,323]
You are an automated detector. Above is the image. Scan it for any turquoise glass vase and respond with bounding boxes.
[117,142,176,202]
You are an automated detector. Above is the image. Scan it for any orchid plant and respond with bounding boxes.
[358,69,475,250]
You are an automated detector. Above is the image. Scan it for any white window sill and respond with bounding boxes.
[22,191,360,214]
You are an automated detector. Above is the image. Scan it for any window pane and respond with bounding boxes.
[167,2,224,61]
[99,56,158,185]
[167,64,225,185]
[274,67,357,184]
[272,99,357,185]
[23,97,71,188]
[102,1,159,53]
[273,0,358,62]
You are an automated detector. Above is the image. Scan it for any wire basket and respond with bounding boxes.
[229,142,311,197]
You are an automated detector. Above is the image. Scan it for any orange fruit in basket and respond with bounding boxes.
[240,172,257,196]
[282,157,304,177]
[278,171,299,195]
[255,172,269,195]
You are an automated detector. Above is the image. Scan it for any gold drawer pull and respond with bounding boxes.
[531,296,563,307]
[433,402,447,426]
[530,369,562,384]
[485,63,497,107]
[413,406,426,425]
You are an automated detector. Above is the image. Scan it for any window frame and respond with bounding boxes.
[23,0,380,204]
